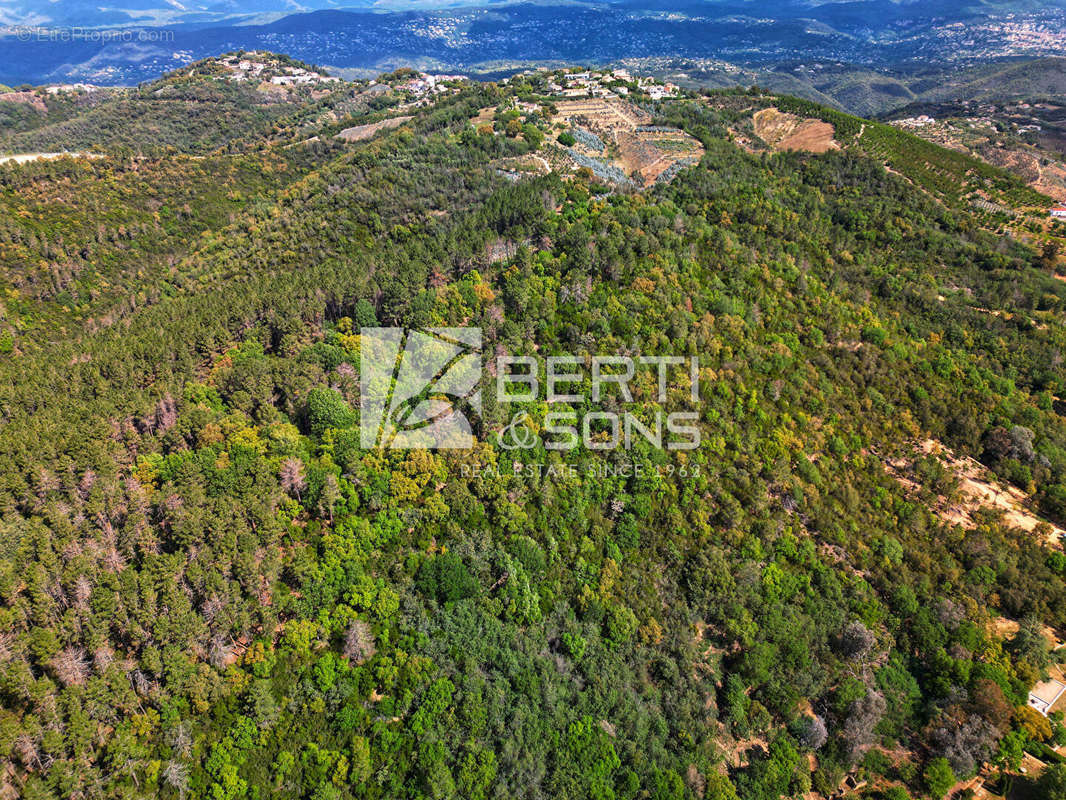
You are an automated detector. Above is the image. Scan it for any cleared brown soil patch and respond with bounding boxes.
[1035,160,1066,204]
[0,91,47,113]
[886,439,1064,546]
[980,146,1042,183]
[471,106,496,126]
[616,129,704,183]
[335,115,413,142]
[753,107,837,154]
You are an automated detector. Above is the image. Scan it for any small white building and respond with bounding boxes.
[45,83,97,94]
[1051,206,1066,219]
[1029,679,1066,715]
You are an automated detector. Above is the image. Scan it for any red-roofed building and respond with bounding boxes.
[1051,205,1066,218]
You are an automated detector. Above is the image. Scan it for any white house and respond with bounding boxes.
[1029,678,1066,716]
[1051,206,1066,219]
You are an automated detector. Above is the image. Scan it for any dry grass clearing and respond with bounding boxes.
[0,91,47,113]
[335,115,413,142]
[753,107,838,153]
[886,439,1064,547]
[471,106,496,127]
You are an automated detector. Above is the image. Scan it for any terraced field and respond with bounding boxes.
[550,98,703,185]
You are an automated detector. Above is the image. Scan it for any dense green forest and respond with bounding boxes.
[2,61,1066,800]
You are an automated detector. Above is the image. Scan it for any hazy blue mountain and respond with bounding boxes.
[3,0,1066,29]
[1,0,1064,87]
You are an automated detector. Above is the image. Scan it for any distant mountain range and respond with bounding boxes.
[3,0,1066,29]
[1,0,1065,92]
[3,0,1065,30]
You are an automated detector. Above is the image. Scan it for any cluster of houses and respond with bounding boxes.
[392,73,467,96]
[214,53,342,87]
[894,111,1041,135]
[269,71,341,87]
[894,114,936,128]
[43,83,100,95]
[533,68,680,101]
[359,72,469,109]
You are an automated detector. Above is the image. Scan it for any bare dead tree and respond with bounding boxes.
[279,457,307,501]
[155,394,178,433]
[93,645,114,674]
[842,689,886,762]
[162,760,189,799]
[73,575,93,609]
[839,620,876,660]
[51,647,90,687]
[343,620,376,665]
[208,635,230,670]
[166,723,192,758]
[14,734,40,770]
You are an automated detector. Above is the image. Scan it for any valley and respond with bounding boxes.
[0,2,1065,95]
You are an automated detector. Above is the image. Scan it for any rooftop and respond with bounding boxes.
[1030,678,1066,706]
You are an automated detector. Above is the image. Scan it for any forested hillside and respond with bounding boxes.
[2,61,1066,800]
